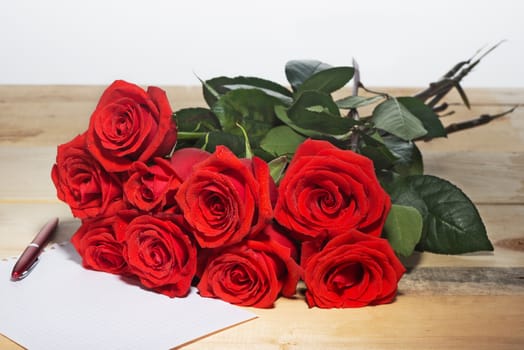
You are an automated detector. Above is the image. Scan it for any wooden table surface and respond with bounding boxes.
[1,85,523,349]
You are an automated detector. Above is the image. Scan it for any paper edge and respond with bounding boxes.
[172,315,258,349]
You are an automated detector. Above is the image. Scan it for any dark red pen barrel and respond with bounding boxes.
[11,245,39,277]
[11,217,59,280]
[32,218,59,246]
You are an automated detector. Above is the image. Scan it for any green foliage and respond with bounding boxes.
[211,88,281,147]
[384,204,423,257]
[382,135,424,176]
[197,131,245,157]
[388,175,493,254]
[172,56,495,257]
[260,125,306,157]
[296,66,354,95]
[285,59,332,91]
[285,91,356,136]
[397,97,446,139]
[372,98,428,141]
[359,132,399,170]
[336,95,384,109]
[203,76,292,107]
[267,156,288,184]
[174,108,221,132]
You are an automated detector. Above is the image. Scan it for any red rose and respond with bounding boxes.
[51,133,124,219]
[123,157,181,213]
[274,139,390,239]
[71,216,128,275]
[86,80,177,172]
[121,215,196,298]
[302,230,405,308]
[197,223,301,308]
[173,146,273,248]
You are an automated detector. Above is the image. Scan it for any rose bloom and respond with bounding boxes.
[197,223,301,308]
[71,216,128,275]
[301,230,406,308]
[274,139,390,239]
[51,133,124,219]
[120,215,197,298]
[172,146,274,248]
[123,157,181,213]
[86,80,177,173]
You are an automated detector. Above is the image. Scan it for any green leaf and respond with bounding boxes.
[196,131,245,157]
[297,66,354,95]
[260,125,307,157]
[359,132,399,170]
[397,97,446,139]
[202,76,292,107]
[389,175,493,254]
[174,108,221,133]
[286,91,355,136]
[285,59,332,92]
[211,89,283,147]
[384,204,423,257]
[199,76,220,106]
[336,95,384,109]
[223,84,293,105]
[274,105,321,137]
[267,155,288,184]
[306,105,331,113]
[291,90,340,116]
[382,135,424,176]
[371,98,428,141]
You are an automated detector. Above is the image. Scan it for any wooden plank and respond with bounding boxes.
[0,202,78,258]
[399,267,524,295]
[417,106,524,152]
[0,146,57,201]
[180,295,524,350]
[423,151,524,204]
[0,295,522,350]
[0,335,21,350]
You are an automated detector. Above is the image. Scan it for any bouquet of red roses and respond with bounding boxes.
[52,54,499,308]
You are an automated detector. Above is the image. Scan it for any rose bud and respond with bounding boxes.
[86,80,177,173]
[274,139,391,239]
[123,157,181,213]
[51,133,124,219]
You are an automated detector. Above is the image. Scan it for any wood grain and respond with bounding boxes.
[178,295,524,350]
[1,85,523,350]
[399,266,524,295]
[423,151,524,204]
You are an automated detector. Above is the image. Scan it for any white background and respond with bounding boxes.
[1,0,522,87]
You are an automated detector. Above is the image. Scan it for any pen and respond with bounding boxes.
[11,217,59,281]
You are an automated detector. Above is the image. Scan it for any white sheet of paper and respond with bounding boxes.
[0,243,256,350]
